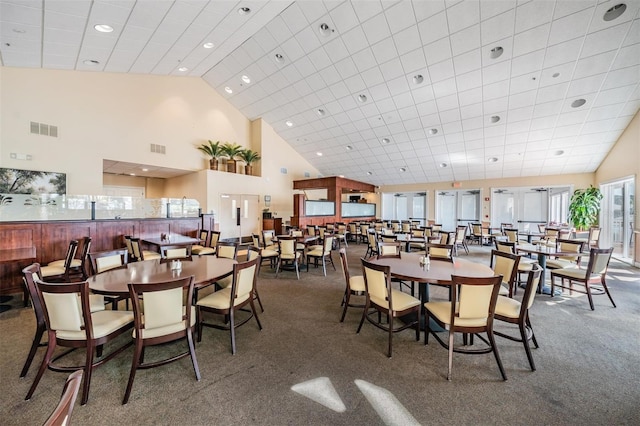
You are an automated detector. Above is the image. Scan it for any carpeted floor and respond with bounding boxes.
[1,242,639,425]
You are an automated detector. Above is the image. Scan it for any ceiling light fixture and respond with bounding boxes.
[274,53,285,63]
[319,23,334,37]
[367,171,372,175]
[286,120,293,127]
[428,128,438,135]
[554,150,565,156]
[552,72,560,78]
[203,42,214,49]
[316,152,323,156]
[94,24,113,33]
[413,74,424,84]
[381,137,391,144]
[490,46,503,59]
[488,157,498,163]
[317,108,326,116]
[224,87,233,94]
[346,145,353,151]
[491,115,501,123]
[571,98,586,108]
[83,59,99,65]
[603,3,626,21]
[358,94,367,103]
[439,163,448,168]
[241,75,250,84]
[238,7,251,15]
[178,67,188,72]
[399,167,407,172]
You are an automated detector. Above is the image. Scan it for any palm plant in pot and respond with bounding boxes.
[568,185,603,231]
[197,140,224,170]
[238,149,261,176]
[221,142,244,173]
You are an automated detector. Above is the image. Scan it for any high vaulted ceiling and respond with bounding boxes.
[1,0,639,186]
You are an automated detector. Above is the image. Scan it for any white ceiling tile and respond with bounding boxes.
[417,11,449,45]
[481,9,515,45]
[423,37,453,66]
[456,69,483,91]
[352,0,383,24]
[548,7,593,45]
[428,58,455,82]
[393,24,421,56]
[384,0,417,34]
[611,43,640,70]
[370,37,397,64]
[515,0,554,33]
[449,24,481,56]
[581,21,630,58]
[511,49,545,77]
[361,12,391,45]
[543,38,583,68]
[400,47,427,73]
[573,50,617,79]
[602,66,640,90]
[446,0,480,33]
[513,24,551,57]
[412,0,445,22]
[480,1,515,21]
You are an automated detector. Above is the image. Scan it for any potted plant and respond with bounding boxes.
[238,149,261,176]
[197,140,224,170]
[568,185,603,231]
[221,142,244,173]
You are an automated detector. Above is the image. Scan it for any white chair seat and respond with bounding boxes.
[306,248,325,257]
[40,265,66,277]
[425,301,488,327]
[197,288,250,309]
[57,310,134,340]
[48,259,81,268]
[280,252,301,260]
[191,245,215,255]
[88,295,106,312]
[371,289,420,311]
[349,275,366,293]
[134,306,195,339]
[142,251,161,260]
[261,249,279,258]
[498,285,509,296]
[552,268,596,280]
[547,259,578,269]
[494,295,521,319]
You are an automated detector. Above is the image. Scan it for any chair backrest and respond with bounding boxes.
[361,258,392,309]
[588,227,601,246]
[367,231,378,252]
[61,240,79,270]
[78,236,92,269]
[128,275,194,338]
[22,263,45,326]
[521,264,542,312]
[161,245,192,260]
[377,242,401,257]
[209,231,221,248]
[130,237,143,260]
[251,233,262,248]
[246,245,261,261]
[413,229,425,238]
[471,223,482,235]
[495,240,516,254]
[380,234,397,243]
[291,229,303,237]
[504,228,519,243]
[278,237,297,256]
[432,224,442,233]
[586,247,614,276]
[89,249,128,275]
[326,223,335,231]
[339,248,350,287]
[391,222,401,232]
[44,370,83,426]
[216,242,238,259]
[123,236,135,258]
[230,257,260,307]
[35,278,94,340]
[306,225,316,237]
[322,235,334,254]
[318,226,327,239]
[455,226,467,243]
[555,239,584,261]
[426,243,454,261]
[198,229,210,247]
[401,222,411,233]
[439,232,453,245]
[451,275,503,322]
[491,250,520,288]
[538,224,546,233]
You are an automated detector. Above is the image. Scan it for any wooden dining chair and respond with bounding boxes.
[196,256,262,354]
[453,225,469,255]
[130,237,161,261]
[123,275,200,404]
[494,264,543,371]
[191,229,215,256]
[246,245,265,312]
[43,370,83,426]
[377,241,402,257]
[47,237,92,280]
[490,250,521,298]
[275,236,302,279]
[358,259,421,358]
[424,274,506,381]
[160,244,193,261]
[306,235,336,276]
[40,240,79,282]
[424,243,454,262]
[26,277,134,405]
[251,233,278,269]
[88,249,130,310]
[339,248,366,322]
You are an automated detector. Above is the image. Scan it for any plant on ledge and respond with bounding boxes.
[238,149,261,176]
[221,142,244,173]
[568,185,603,231]
[197,140,224,170]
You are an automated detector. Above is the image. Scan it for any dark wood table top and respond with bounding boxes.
[369,252,494,284]
[0,247,36,263]
[88,256,236,295]
[141,234,202,247]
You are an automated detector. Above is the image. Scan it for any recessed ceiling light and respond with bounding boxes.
[571,98,586,108]
[274,53,285,64]
[94,24,113,33]
[367,171,372,175]
[439,163,448,168]
[381,137,391,144]
[241,75,250,84]
[554,150,565,156]
[413,74,424,84]
[603,3,626,21]
[491,115,501,123]
[316,152,323,156]
[178,67,188,72]
[358,94,367,103]
[490,46,503,59]
[399,167,407,172]
[552,72,560,78]
[286,120,293,127]
[345,145,353,151]
[142,168,149,172]
[238,7,251,15]
[428,128,438,135]
[317,108,326,116]
[319,23,333,37]
[203,42,214,49]
[488,157,498,163]
[83,59,100,65]
[224,86,233,94]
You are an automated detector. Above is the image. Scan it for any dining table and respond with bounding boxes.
[88,255,236,296]
[516,242,577,294]
[141,234,202,250]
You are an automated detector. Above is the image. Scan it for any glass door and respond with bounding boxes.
[601,178,635,261]
[436,190,480,231]
[218,194,260,243]
[381,192,428,224]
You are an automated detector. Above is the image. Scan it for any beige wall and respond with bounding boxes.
[0,68,319,220]
[379,173,595,222]
[595,111,640,229]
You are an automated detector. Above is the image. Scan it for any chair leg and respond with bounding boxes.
[20,323,46,378]
[340,291,350,323]
[585,281,595,310]
[526,314,539,349]
[229,310,237,355]
[387,315,393,358]
[487,329,507,381]
[250,299,263,330]
[186,327,201,381]
[601,278,617,308]
[25,332,56,400]
[519,322,536,371]
[356,303,368,334]
[322,258,326,277]
[295,261,300,280]
[80,343,96,405]
[123,339,143,404]
[196,307,203,343]
[447,331,454,381]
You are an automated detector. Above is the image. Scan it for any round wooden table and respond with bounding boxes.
[88,256,236,295]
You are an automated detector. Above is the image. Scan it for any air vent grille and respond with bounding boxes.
[29,121,58,137]
[150,144,166,154]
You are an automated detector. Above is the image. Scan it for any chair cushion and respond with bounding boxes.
[197,288,250,309]
[280,252,300,260]
[307,248,326,257]
[498,285,509,296]
[48,259,82,268]
[89,295,106,313]
[143,251,161,260]
[494,295,521,319]
[261,249,279,258]
[425,301,488,327]
[40,265,66,277]
[518,262,534,272]
[192,246,215,255]
[57,310,134,340]
[371,289,420,311]
[349,275,366,293]
[217,276,232,289]
[134,306,196,339]
[552,268,596,280]
[547,259,577,269]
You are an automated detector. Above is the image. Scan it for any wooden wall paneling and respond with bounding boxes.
[39,222,95,265]
[95,220,136,251]
[138,220,171,239]
[169,218,200,237]
[0,223,42,295]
